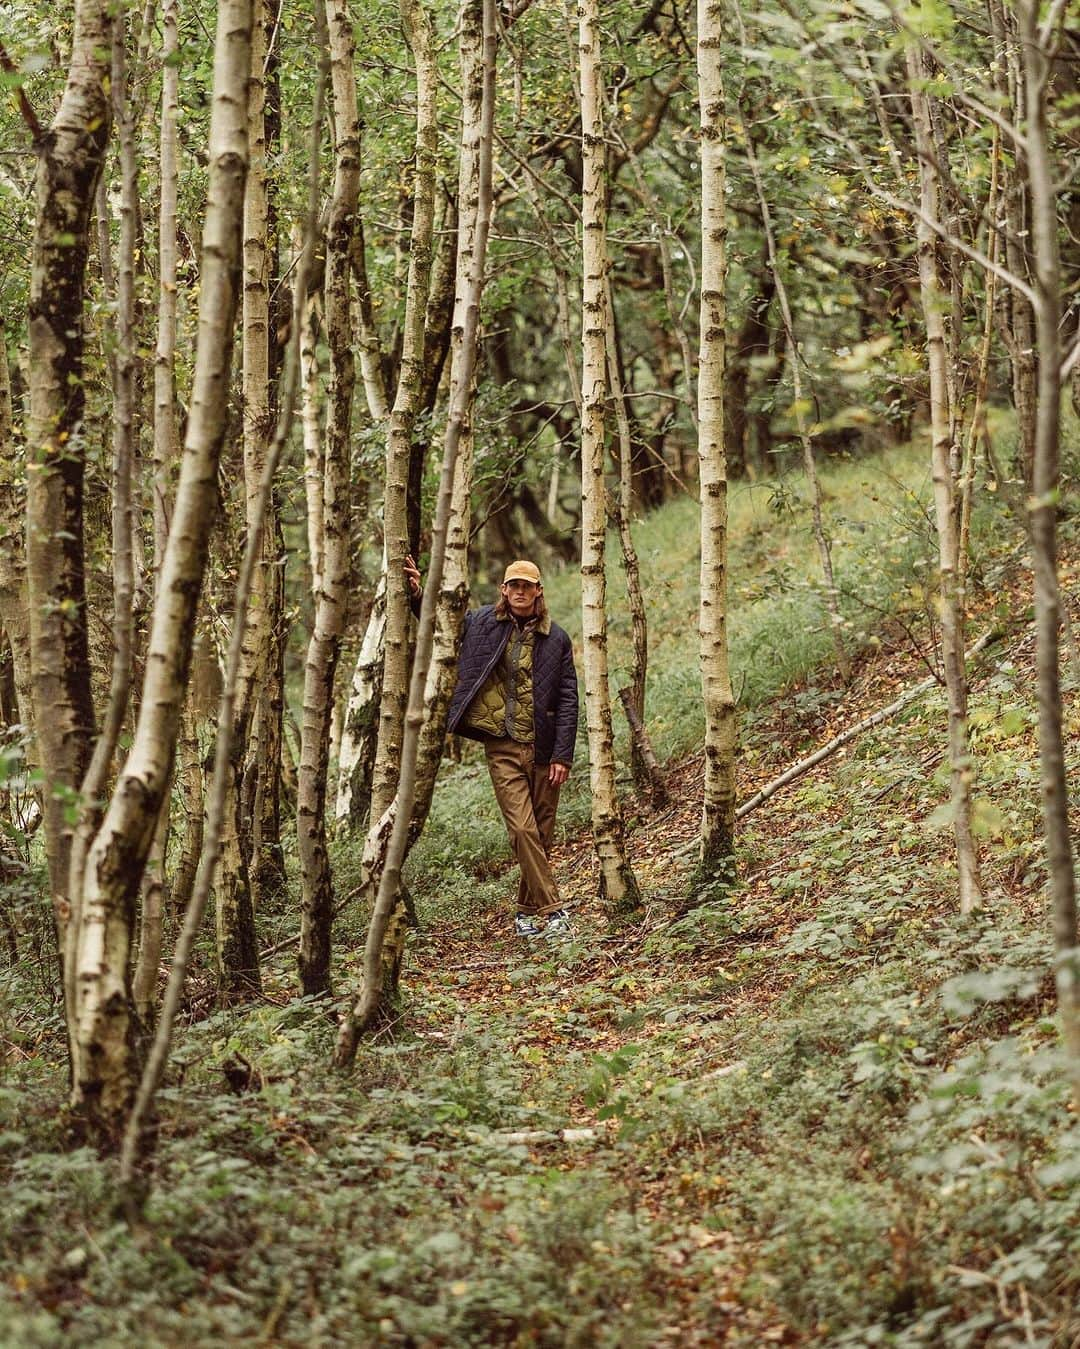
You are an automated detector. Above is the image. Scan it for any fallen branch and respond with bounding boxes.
[468,1127,598,1145]
[735,627,1001,822]
[618,686,669,807]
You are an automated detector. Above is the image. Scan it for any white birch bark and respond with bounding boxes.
[215,0,275,996]
[121,60,327,1188]
[0,326,33,736]
[696,0,736,876]
[335,0,497,1060]
[906,44,983,914]
[408,0,484,847]
[26,0,112,961]
[1018,0,1080,1101]
[297,0,362,996]
[604,276,649,795]
[578,0,641,914]
[71,0,253,1136]
[364,0,439,829]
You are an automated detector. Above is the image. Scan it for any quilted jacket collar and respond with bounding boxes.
[496,608,552,636]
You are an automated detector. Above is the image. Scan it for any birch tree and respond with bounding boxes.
[335,0,497,1061]
[25,0,112,964]
[216,0,277,998]
[905,42,983,914]
[1018,0,1080,1098]
[363,0,438,831]
[696,0,736,879]
[578,0,641,914]
[297,0,362,997]
[69,0,253,1137]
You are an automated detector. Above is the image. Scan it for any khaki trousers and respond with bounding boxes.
[484,737,563,915]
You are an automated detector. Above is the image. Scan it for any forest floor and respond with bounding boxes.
[4,448,1080,1345]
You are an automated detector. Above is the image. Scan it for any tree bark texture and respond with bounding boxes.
[364,0,439,830]
[133,0,181,1025]
[26,0,112,956]
[906,44,983,915]
[335,0,497,1061]
[70,0,253,1138]
[121,39,326,1189]
[1019,0,1080,1101]
[298,0,362,997]
[0,326,33,735]
[696,0,737,878]
[605,278,650,796]
[406,0,485,853]
[578,0,641,916]
[216,0,274,998]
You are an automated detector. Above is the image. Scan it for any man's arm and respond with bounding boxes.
[549,634,579,784]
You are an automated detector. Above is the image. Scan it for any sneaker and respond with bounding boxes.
[543,908,572,940]
[514,912,541,939]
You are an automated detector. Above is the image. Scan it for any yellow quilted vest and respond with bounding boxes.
[464,619,535,742]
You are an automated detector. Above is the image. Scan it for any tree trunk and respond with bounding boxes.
[121,57,327,1190]
[71,0,253,1140]
[906,44,983,915]
[578,0,641,916]
[696,0,736,880]
[336,570,386,827]
[605,277,650,796]
[1019,0,1080,1103]
[297,0,362,997]
[989,0,1037,490]
[216,0,275,999]
[0,326,33,736]
[335,0,497,1061]
[26,0,112,966]
[364,0,439,832]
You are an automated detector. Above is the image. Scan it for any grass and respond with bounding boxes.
[411,437,1002,894]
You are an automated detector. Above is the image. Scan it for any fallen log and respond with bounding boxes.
[734,627,1001,821]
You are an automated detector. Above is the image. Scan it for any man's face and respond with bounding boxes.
[501,579,541,618]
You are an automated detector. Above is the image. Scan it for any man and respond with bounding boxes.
[406,556,579,939]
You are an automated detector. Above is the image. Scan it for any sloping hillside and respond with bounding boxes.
[3,441,1079,1345]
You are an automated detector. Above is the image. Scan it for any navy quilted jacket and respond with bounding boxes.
[447,605,579,765]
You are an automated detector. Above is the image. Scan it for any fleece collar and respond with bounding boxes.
[496,608,552,636]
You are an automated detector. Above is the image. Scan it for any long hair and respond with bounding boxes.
[494,590,549,624]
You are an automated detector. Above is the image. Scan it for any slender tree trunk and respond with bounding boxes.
[578,0,641,915]
[604,277,650,795]
[121,59,326,1192]
[71,0,253,1140]
[123,0,173,1026]
[0,327,33,735]
[335,0,497,1061]
[300,281,325,595]
[906,44,983,914]
[696,0,736,879]
[406,0,485,852]
[170,699,204,919]
[336,571,386,826]
[989,0,1037,489]
[216,0,275,999]
[65,8,141,1094]
[26,0,112,968]
[364,0,438,831]
[297,0,362,996]
[1019,0,1080,1101]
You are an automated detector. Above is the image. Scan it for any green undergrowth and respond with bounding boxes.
[408,438,1021,896]
[5,430,1080,1344]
